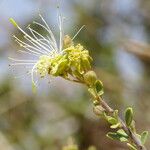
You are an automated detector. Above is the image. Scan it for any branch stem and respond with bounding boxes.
[96,96,147,150]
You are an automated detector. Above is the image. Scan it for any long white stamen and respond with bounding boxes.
[31,63,38,86]
[18,41,46,55]
[46,35,58,52]
[9,63,35,66]
[28,27,55,52]
[14,35,45,54]
[59,15,63,52]
[24,46,45,55]
[38,37,56,52]
[28,27,50,45]
[18,50,40,57]
[72,25,85,41]
[14,71,31,79]
[8,57,37,62]
[33,21,56,46]
[17,26,51,54]
[56,4,64,52]
[39,14,58,51]
[23,36,49,54]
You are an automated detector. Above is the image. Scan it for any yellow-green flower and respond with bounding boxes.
[9,14,92,88]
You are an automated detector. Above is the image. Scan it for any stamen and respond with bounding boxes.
[39,14,58,51]
[14,71,31,79]
[59,15,63,52]
[9,63,35,66]
[31,63,38,88]
[17,26,51,54]
[72,25,85,41]
[46,35,58,51]
[33,21,55,45]
[18,50,40,57]
[35,37,56,52]
[8,57,37,62]
[23,36,49,54]
[14,35,45,54]
[28,26,55,52]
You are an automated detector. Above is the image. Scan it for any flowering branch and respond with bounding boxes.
[69,70,148,150]
[9,14,148,150]
[95,95,147,150]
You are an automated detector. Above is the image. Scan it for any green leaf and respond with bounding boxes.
[97,90,104,96]
[127,143,137,150]
[106,132,120,141]
[130,120,136,132]
[141,131,148,144]
[120,137,128,142]
[107,132,128,142]
[136,133,141,139]
[95,80,104,95]
[117,129,128,138]
[125,107,133,127]
[110,123,120,129]
[113,110,118,119]
[107,117,118,125]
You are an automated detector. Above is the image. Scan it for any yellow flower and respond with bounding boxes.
[9,13,92,89]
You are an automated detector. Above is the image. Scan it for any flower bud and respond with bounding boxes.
[63,35,73,48]
[84,71,97,86]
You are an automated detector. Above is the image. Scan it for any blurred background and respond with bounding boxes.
[0,0,150,149]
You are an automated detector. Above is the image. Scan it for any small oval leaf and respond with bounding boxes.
[141,131,148,144]
[95,80,104,95]
[125,107,133,127]
[127,143,137,150]
[106,132,120,141]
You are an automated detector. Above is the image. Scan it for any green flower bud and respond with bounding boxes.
[84,71,97,86]
[63,35,73,48]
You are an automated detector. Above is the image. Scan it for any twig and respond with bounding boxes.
[97,96,147,150]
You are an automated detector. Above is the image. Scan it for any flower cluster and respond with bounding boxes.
[37,43,92,79]
[9,15,92,88]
